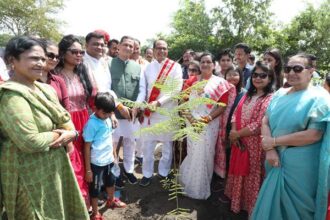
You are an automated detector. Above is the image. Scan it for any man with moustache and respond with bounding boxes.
[137,39,183,187]
[110,36,142,185]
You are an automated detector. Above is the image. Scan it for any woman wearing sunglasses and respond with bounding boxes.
[223,61,274,215]
[56,35,94,208]
[38,39,69,110]
[252,53,330,220]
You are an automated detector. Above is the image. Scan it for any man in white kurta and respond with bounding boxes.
[83,32,112,93]
[136,40,183,186]
[110,36,142,185]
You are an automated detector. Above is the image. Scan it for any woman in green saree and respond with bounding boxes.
[252,53,330,220]
[0,36,89,219]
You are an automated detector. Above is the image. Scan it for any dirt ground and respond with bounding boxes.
[101,144,248,220]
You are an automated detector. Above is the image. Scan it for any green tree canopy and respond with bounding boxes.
[0,0,64,41]
[279,0,330,73]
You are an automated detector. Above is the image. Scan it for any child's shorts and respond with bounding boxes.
[89,163,116,198]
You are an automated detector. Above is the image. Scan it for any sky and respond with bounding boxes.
[60,0,323,45]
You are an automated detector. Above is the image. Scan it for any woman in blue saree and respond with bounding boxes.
[251,53,330,220]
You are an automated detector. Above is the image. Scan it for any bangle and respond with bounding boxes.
[117,103,124,111]
[74,130,79,141]
[273,137,276,146]
[207,115,212,122]
[86,170,92,173]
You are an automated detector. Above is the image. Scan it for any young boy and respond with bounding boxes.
[83,92,126,220]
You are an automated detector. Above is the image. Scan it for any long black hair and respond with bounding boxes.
[247,61,275,98]
[56,34,93,97]
[264,48,283,90]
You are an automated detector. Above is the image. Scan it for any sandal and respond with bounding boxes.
[106,197,127,209]
[90,213,104,220]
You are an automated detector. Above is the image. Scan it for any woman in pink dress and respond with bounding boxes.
[56,35,94,206]
[223,61,274,215]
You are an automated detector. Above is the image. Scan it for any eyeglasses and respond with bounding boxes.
[252,72,268,79]
[46,52,59,61]
[188,68,199,72]
[67,49,85,56]
[284,65,310,74]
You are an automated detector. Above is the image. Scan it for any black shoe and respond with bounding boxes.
[124,172,138,185]
[139,176,151,187]
[158,172,174,180]
[157,173,167,180]
[218,190,230,204]
[115,176,125,190]
[135,156,143,165]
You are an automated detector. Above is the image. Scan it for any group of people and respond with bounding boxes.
[0,31,329,220]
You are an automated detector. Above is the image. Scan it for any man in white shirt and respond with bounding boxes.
[83,32,112,93]
[136,39,183,186]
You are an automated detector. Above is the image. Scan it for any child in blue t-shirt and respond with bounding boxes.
[83,92,126,220]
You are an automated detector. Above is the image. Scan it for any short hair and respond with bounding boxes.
[289,53,313,67]
[85,32,104,44]
[247,60,275,98]
[144,47,153,54]
[153,39,167,49]
[183,49,195,56]
[120,36,134,44]
[108,39,119,48]
[234,43,251,54]
[94,92,116,113]
[4,36,45,64]
[217,48,233,61]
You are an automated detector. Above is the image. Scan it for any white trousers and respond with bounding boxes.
[114,137,135,173]
[135,138,143,158]
[142,140,172,178]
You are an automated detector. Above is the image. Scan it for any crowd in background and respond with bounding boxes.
[0,31,329,220]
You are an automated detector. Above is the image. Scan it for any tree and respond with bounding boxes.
[0,0,64,41]
[166,0,213,60]
[279,0,330,73]
[211,0,275,52]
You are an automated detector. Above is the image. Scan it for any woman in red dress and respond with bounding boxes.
[223,61,274,215]
[56,35,94,207]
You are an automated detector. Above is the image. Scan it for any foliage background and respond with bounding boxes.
[0,0,329,74]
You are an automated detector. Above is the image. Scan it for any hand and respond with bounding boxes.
[261,136,275,151]
[110,113,119,128]
[149,101,160,112]
[118,105,131,121]
[229,130,240,143]
[131,107,140,123]
[50,130,75,148]
[85,171,93,183]
[199,115,212,124]
[266,149,280,167]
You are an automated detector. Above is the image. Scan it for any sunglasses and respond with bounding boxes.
[252,72,268,79]
[46,52,59,61]
[67,49,85,56]
[188,68,199,72]
[284,65,310,73]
